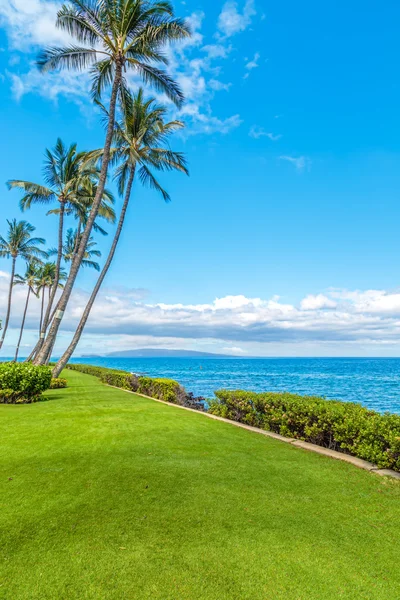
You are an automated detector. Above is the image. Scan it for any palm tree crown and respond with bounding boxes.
[37,262,68,292]
[14,260,42,295]
[47,179,116,236]
[0,220,47,261]
[49,228,102,271]
[112,87,188,198]
[7,139,96,212]
[37,0,191,106]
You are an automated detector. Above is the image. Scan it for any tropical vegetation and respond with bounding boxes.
[0,362,52,403]
[0,0,190,365]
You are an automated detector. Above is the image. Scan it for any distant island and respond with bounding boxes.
[81,349,239,358]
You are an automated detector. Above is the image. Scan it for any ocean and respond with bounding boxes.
[69,357,400,413]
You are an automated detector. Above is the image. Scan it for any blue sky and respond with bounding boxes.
[1,0,400,357]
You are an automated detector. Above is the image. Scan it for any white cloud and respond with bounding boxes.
[9,66,91,103]
[208,79,231,92]
[279,155,312,172]
[0,0,71,50]
[301,294,337,311]
[249,126,281,140]
[202,44,232,59]
[180,105,242,134]
[217,0,256,37]
[244,51,260,76]
[222,346,246,354]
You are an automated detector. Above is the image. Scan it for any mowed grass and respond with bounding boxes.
[1,371,400,600]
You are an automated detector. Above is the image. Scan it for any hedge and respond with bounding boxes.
[0,363,52,403]
[49,378,68,389]
[66,363,127,379]
[209,390,400,472]
[66,363,205,409]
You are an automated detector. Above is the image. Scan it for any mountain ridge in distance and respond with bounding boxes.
[82,349,240,358]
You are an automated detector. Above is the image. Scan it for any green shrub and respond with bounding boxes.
[100,371,131,389]
[209,390,400,472]
[66,363,130,379]
[0,363,52,404]
[49,378,67,389]
[136,376,186,404]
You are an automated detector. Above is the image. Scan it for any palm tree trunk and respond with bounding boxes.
[36,196,63,357]
[45,201,64,325]
[39,289,45,334]
[73,221,81,257]
[52,166,135,377]
[0,256,16,351]
[34,62,123,365]
[14,287,31,361]
[40,297,63,364]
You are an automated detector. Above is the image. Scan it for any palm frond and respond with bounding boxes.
[127,60,184,107]
[37,45,104,72]
[138,164,170,201]
[90,58,115,102]
[57,4,104,46]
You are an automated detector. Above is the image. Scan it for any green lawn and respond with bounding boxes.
[1,370,400,600]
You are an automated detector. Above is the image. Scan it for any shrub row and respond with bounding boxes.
[66,363,205,410]
[0,363,52,403]
[209,390,400,472]
[66,363,125,379]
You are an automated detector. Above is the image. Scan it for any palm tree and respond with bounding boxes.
[34,0,190,365]
[13,261,41,361]
[0,220,46,351]
[53,89,188,376]
[7,139,99,342]
[49,228,102,271]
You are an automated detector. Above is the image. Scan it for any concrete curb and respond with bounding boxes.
[107,385,400,481]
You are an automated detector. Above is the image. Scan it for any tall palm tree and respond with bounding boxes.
[49,228,102,271]
[34,0,190,365]
[53,89,188,376]
[0,220,46,351]
[13,261,41,361]
[7,139,99,343]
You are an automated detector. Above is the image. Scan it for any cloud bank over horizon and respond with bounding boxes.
[2,270,400,357]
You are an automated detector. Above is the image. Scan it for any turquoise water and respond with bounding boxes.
[69,357,400,413]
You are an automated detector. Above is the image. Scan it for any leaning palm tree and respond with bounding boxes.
[34,0,190,365]
[13,260,41,361]
[53,89,188,376]
[49,228,102,271]
[8,139,100,347]
[0,220,46,351]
